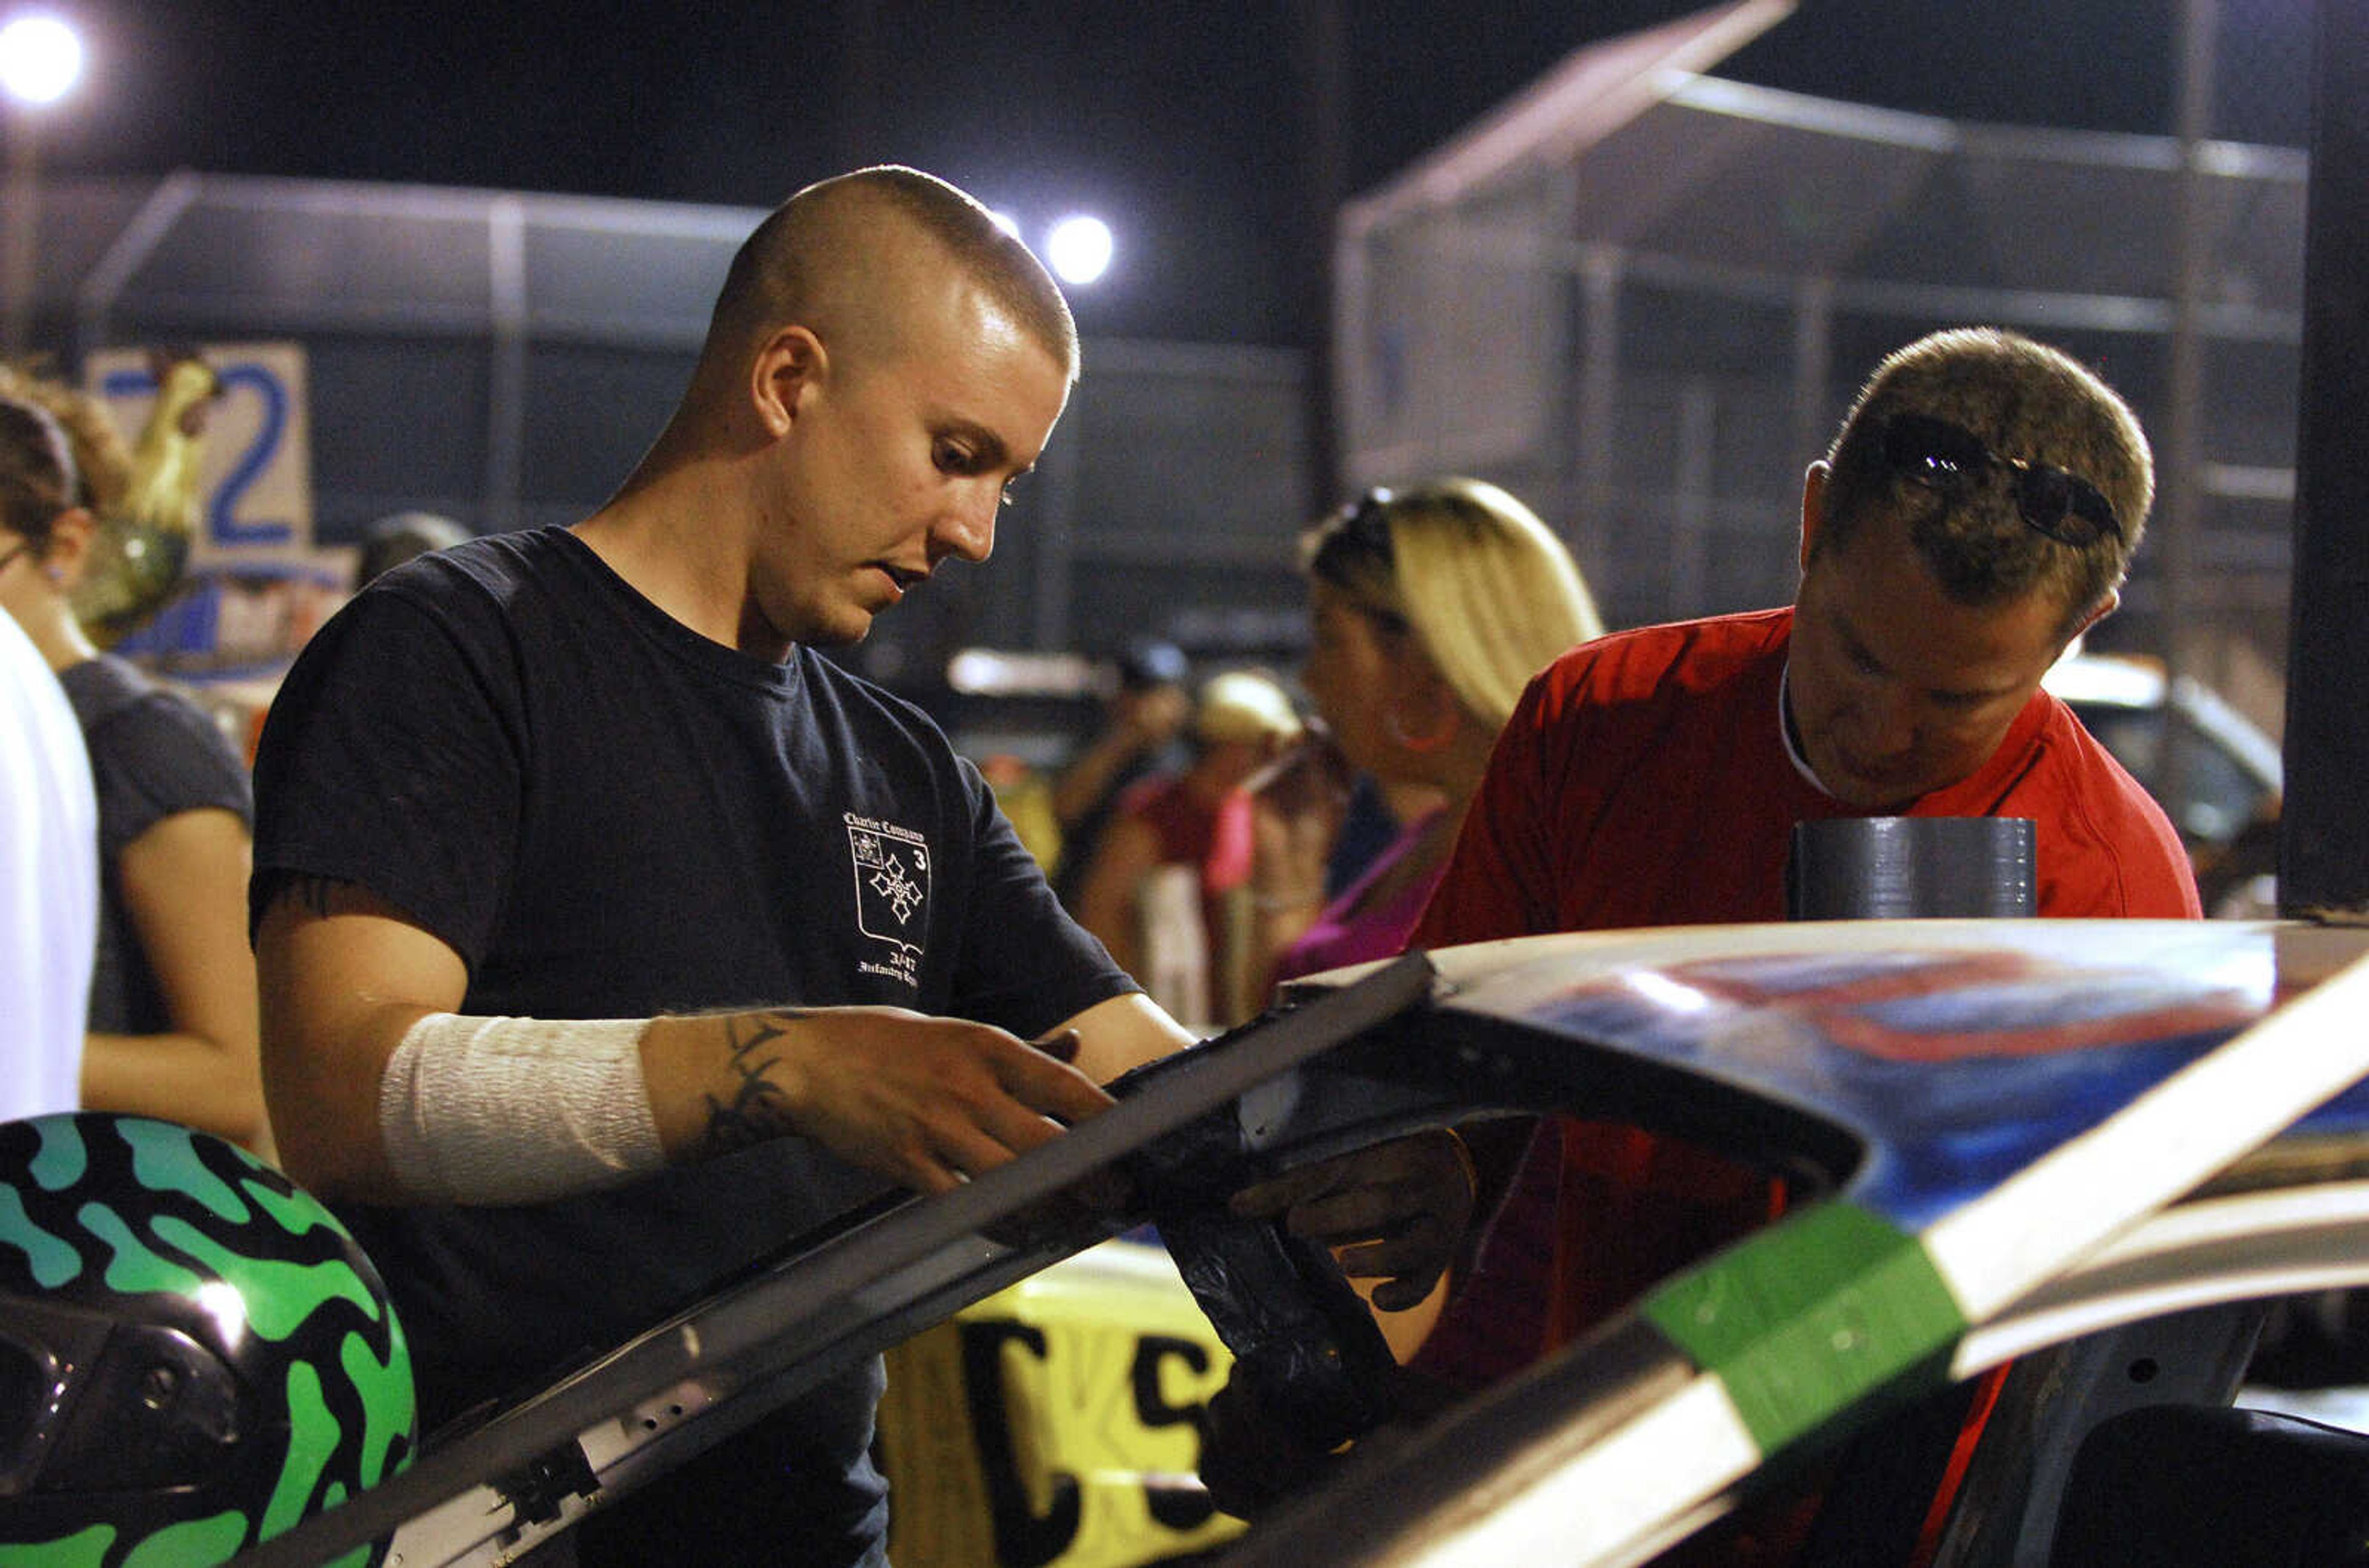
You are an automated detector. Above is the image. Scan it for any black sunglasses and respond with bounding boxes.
[1879,412,2122,548]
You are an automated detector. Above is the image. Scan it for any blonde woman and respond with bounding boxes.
[1245,478,1604,996]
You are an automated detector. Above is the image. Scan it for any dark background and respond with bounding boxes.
[23,1,2310,347]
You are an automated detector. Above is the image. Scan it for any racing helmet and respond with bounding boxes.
[0,1113,415,1566]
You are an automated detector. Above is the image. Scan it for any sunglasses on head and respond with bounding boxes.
[1879,411,2122,548]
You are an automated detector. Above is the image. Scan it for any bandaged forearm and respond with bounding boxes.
[378,1013,667,1205]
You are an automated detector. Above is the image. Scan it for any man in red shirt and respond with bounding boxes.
[1402,327,2200,1561]
[1420,328,2195,947]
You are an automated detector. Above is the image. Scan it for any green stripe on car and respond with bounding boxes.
[1641,1203,1967,1453]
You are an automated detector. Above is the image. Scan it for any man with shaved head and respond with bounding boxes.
[249,168,1242,1564]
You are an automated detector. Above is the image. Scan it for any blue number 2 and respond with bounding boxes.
[101,361,295,548]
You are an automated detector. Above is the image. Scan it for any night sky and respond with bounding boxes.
[20,0,2315,344]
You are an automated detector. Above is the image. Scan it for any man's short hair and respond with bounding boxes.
[705,165,1079,383]
[1816,328,2152,625]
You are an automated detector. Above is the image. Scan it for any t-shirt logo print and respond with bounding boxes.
[845,813,930,962]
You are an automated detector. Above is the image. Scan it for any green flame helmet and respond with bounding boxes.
[0,1113,415,1567]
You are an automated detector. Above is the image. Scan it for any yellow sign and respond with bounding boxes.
[879,1239,1247,1567]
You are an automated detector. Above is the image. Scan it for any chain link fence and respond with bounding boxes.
[1336,19,2309,740]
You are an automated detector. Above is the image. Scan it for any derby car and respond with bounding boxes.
[16,919,2369,1568]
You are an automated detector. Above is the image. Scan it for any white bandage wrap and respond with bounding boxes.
[379,1013,666,1205]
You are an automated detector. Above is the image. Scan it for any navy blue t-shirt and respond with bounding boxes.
[251,526,1133,1553]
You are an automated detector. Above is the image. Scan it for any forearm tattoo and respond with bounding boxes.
[695,1009,814,1158]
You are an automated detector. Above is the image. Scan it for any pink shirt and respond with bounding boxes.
[1274,807,1450,983]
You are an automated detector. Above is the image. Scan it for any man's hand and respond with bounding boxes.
[645,1007,1116,1195]
[1228,1128,1477,1311]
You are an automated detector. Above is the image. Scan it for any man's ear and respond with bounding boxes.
[1798,461,1830,572]
[2072,585,2121,638]
[750,326,826,439]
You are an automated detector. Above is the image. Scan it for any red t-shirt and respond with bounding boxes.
[1415,608,2199,948]
[1407,609,2200,1559]
[1115,772,1255,896]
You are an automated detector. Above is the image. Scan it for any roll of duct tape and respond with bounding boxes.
[1786,816,2036,920]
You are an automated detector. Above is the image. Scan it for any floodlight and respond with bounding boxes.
[0,14,83,107]
[1046,215,1113,286]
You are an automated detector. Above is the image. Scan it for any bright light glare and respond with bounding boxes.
[194,1279,249,1348]
[0,14,85,107]
[985,208,1022,239]
[1045,215,1113,286]
[1625,972,1713,1015]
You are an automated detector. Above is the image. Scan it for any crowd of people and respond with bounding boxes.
[1,160,2207,1567]
[1,360,273,1154]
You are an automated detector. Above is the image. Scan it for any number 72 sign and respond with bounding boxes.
[83,342,316,567]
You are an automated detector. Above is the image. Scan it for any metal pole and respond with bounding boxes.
[2279,0,2369,919]
[1672,378,1715,616]
[1791,273,1835,476]
[1576,244,1622,588]
[484,196,528,534]
[2,107,36,358]
[1293,0,1348,516]
[2156,0,2217,831]
[1029,414,1078,651]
